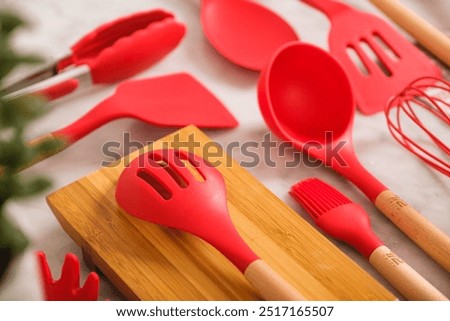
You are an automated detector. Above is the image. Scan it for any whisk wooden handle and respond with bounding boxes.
[369,0,450,67]
[369,246,448,301]
[375,190,450,272]
[244,259,306,300]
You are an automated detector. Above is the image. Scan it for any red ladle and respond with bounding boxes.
[201,0,299,71]
[258,42,450,272]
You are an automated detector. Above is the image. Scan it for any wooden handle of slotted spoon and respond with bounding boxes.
[244,259,306,300]
[369,0,450,67]
[369,246,448,300]
[375,190,450,272]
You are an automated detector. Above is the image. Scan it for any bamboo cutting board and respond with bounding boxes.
[46,125,395,300]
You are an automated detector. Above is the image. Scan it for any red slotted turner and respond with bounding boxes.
[302,0,441,114]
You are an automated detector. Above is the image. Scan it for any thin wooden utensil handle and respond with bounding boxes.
[25,133,69,170]
[369,246,448,300]
[375,190,450,272]
[369,0,450,67]
[244,259,306,300]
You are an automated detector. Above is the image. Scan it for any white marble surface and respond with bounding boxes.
[0,0,448,300]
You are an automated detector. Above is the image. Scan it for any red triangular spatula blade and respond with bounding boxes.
[111,73,239,128]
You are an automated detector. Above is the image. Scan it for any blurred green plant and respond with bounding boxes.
[0,10,60,282]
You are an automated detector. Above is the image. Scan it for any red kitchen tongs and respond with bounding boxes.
[3,9,185,100]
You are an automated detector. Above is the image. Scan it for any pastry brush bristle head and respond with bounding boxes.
[290,178,352,219]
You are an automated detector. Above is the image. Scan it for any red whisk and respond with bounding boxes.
[385,76,450,176]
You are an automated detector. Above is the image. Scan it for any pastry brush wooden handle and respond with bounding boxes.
[244,259,305,301]
[369,246,448,301]
[375,191,450,273]
[369,0,450,67]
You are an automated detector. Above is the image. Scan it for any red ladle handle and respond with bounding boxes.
[244,260,305,301]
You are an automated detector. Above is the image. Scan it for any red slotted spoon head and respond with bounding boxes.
[115,149,258,273]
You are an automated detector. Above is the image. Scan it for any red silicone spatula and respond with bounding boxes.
[291,179,448,301]
[115,149,304,301]
[25,73,237,169]
[301,0,441,114]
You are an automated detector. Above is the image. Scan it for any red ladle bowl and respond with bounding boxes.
[257,42,450,272]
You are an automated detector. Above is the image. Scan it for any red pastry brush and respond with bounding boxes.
[290,178,447,301]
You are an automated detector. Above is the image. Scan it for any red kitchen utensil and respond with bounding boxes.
[201,0,299,71]
[37,251,99,301]
[290,178,448,301]
[258,42,450,271]
[3,9,186,100]
[385,76,450,177]
[23,73,237,169]
[115,149,304,301]
[301,0,441,114]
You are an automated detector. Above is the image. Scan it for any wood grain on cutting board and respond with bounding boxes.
[46,125,395,300]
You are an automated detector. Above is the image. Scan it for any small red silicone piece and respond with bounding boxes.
[315,204,384,258]
[115,149,259,273]
[36,251,99,301]
[37,79,79,101]
[57,9,186,83]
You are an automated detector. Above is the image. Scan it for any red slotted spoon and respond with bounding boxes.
[115,149,304,301]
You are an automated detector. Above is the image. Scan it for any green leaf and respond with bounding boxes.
[0,173,51,202]
[0,214,28,255]
[0,94,48,128]
[0,11,26,35]
[12,176,52,198]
